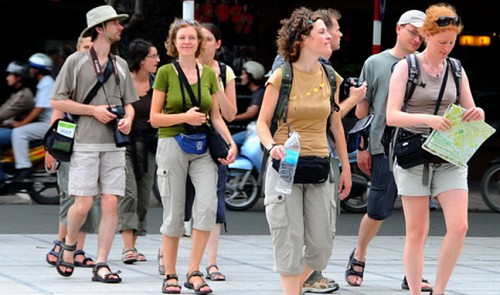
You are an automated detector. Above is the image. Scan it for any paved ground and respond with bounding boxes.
[1,234,499,295]
[0,181,498,294]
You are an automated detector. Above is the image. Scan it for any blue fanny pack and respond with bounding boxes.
[174,133,207,154]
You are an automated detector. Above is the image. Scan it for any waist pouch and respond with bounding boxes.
[272,156,330,184]
[174,133,207,154]
[394,130,432,169]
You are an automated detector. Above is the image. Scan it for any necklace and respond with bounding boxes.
[422,54,443,77]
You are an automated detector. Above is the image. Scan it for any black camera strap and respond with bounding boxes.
[173,61,201,110]
[71,48,117,122]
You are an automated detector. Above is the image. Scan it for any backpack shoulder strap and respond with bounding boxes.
[404,53,420,104]
[320,62,340,113]
[219,61,227,88]
[270,61,293,136]
[447,57,462,100]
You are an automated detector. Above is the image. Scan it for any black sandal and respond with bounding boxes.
[158,248,165,276]
[184,270,213,294]
[55,241,76,277]
[205,264,226,281]
[46,240,62,266]
[73,249,95,268]
[162,274,182,294]
[345,248,365,286]
[402,276,433,292]
[91,262,122,283]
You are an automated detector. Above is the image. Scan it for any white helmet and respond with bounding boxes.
[28,53,53,71]
[243,61,265,80]
[5,61,28,76]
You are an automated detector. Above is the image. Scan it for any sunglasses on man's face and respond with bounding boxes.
[435,16,462,27]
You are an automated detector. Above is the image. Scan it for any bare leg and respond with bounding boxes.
[163,235,179,275]
[346,213,383,286]
[95,194,119,279]
[402,195,429,295]
[59,195,93,273]
[433,190,468,294]
[281,266,311,295]
[187,229,211,293]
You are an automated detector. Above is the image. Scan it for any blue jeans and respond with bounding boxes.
[0,128,13,180]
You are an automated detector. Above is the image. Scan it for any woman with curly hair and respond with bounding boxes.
[256,7,351,295]
[387,3,485,294]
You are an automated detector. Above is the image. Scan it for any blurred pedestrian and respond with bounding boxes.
[347,9,430,290]
[45,35,98,269]
[118,38,159,264]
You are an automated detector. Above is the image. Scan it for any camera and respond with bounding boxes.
[342,77,363,97]
[107,105,130,147]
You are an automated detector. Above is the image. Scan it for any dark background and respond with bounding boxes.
[1,0,498,179]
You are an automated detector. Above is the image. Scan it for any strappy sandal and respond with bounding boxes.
[205,264,226,281]
[46,240,62,266]
[122,248,138,264]
[55,241,76,277]
[402,276,433,292]
[162,274,182,294]
[184,270,213,294]
[92,262,122,283]
[345,248,365,286]
[135,248,147,262]
[74,249,95,268]
[158,248,165,276]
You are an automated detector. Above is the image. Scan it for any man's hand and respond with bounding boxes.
[357,149,372,176]
[93,105,117,124]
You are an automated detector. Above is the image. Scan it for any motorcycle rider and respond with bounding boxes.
[232,60,265,147]
[11,53,55,181]
[0,61,35,185]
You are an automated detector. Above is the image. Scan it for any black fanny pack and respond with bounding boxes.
[394,129,432,169]
[272,156,330,184]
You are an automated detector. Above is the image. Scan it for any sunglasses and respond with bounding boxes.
[435,16,462,27]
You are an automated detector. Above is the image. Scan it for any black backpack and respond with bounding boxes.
[381,53,462,161]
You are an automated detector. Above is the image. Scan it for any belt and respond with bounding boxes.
[428,156,447,164]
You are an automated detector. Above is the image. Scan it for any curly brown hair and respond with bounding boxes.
[276,7,325,63]
[421,3,463,36]
[165,18,205,58]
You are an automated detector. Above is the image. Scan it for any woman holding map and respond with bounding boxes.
[386,3,485,295]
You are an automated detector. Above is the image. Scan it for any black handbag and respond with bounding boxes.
[43,118,76,162]
[204,124,229,162]
[272,156,330,184]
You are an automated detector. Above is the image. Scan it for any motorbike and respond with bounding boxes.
[224,123,370,213]
[480,156,500,212]
[0,140,60,205]
[224,122,263,211]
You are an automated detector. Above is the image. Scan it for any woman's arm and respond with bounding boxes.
[149,89,206,128]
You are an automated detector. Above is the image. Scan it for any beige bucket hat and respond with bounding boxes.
[80,5,129,37]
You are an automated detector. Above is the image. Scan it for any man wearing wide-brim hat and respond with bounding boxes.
[50,5,138,283]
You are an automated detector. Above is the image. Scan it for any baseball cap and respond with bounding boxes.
[397,10,426,27]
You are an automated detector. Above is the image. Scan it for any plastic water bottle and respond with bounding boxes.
[275,131,301,195]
